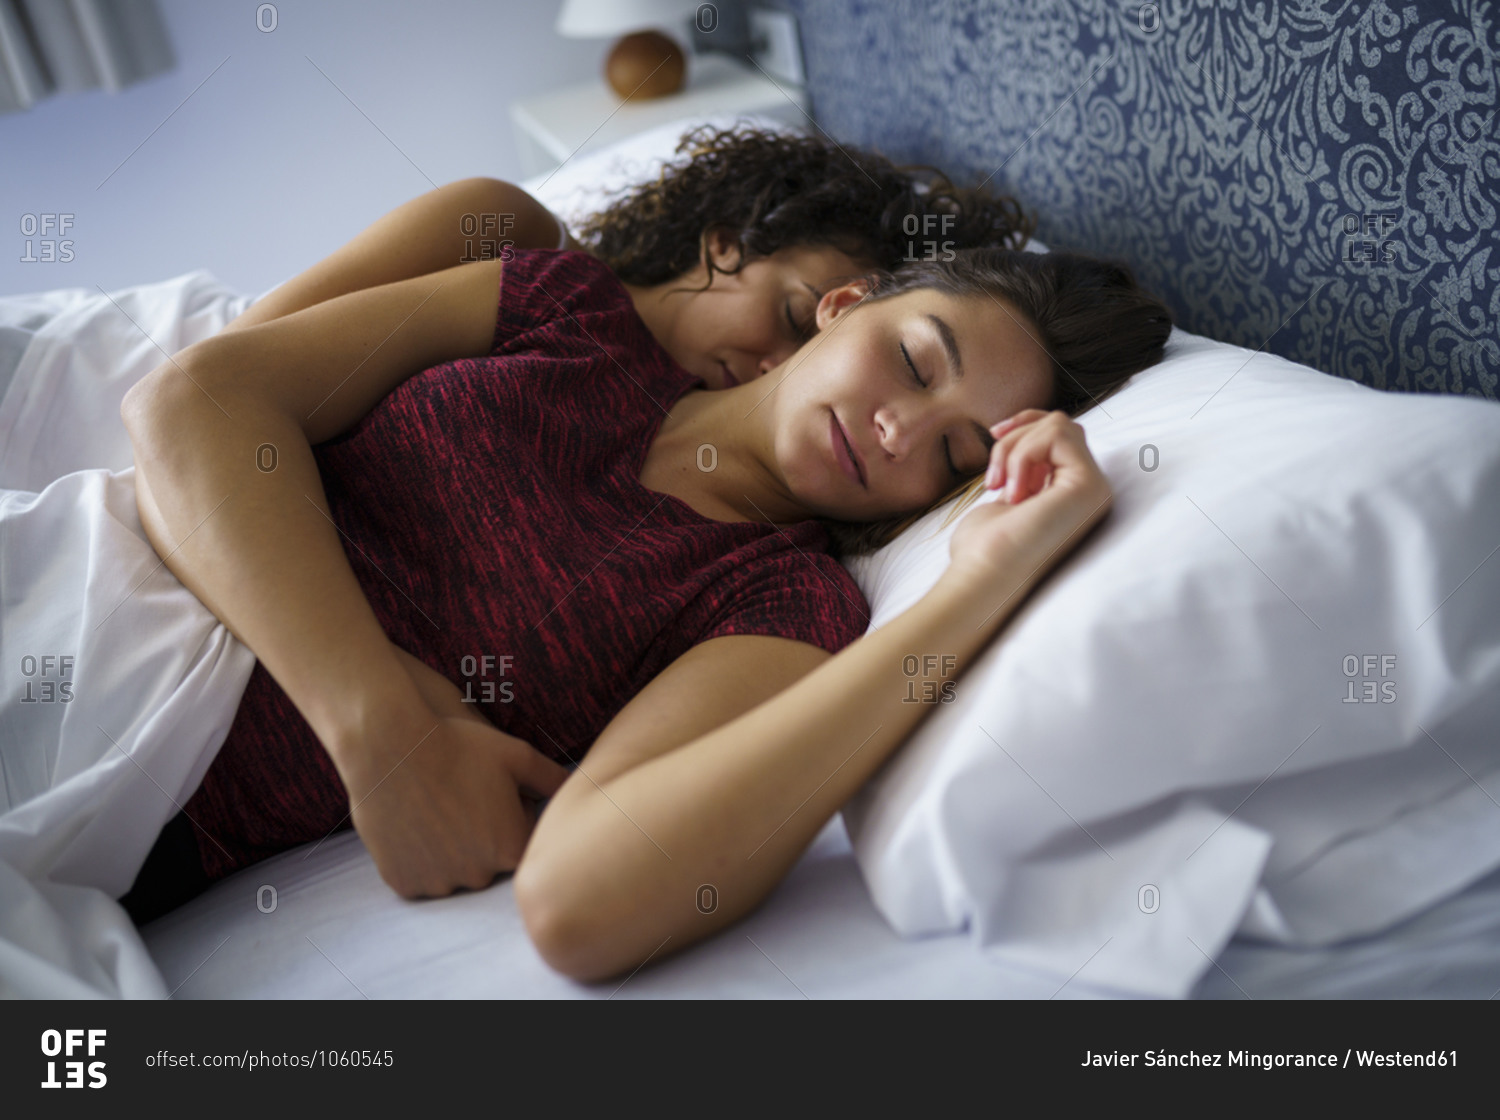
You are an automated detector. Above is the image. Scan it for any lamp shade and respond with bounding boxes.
[556,0,701,38]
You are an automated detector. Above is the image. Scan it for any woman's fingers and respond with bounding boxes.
[988,407,1049,438]
[1005,434,1047,504]
[350,715,574,897]
[985,416,1026,489]
[985,409,1058,495]
[994,412,1091,505]
[505,737,572,798]
[986,408,1049,488]
[951,412,1111,579]
[491,785,537,872]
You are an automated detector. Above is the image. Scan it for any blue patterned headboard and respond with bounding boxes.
[786,0,1498,399]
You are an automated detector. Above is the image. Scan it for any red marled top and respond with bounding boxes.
[183,249,870,881]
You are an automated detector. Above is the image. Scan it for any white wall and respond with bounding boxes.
[0,0,607,297]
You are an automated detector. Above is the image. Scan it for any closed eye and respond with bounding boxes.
[785,299,813,343]
[901,342,961,477]
[900,342,926,387]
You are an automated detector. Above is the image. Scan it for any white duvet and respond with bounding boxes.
[0,273,257,997]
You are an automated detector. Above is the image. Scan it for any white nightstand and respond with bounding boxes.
[509,53,809,179]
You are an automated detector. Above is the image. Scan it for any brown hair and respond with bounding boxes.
[822,247,1174,557]
[575,124,1036,286]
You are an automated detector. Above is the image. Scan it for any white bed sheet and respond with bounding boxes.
[140,818,1086,999]
[140,814,1500,1000]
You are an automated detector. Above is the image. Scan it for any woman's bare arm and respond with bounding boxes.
[220,178,571,334]
[515,411,1112,981]
[392,644,497,729]
[123,256,570,896]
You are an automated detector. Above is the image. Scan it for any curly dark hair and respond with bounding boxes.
[575,124,1037,287]
[822,247,1175,557]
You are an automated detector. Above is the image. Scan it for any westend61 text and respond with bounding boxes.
[1080,1050,1458,1069]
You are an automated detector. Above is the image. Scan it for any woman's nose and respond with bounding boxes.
[874,407,910,460]
[875,404,948,461]
[760,344,795,375]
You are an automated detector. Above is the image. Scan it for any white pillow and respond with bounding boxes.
[842,327,1500,997]
[521,113,790,235]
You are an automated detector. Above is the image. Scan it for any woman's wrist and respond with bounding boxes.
[390,644,496,728]
[319,648,441,797]
[931,548,1052,641]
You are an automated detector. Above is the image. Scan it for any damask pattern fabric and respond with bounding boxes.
[789,0,1498,399]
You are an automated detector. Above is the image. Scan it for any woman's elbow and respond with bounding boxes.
[121,359,198,443]
[513,854,640,983]
[121,365,177,447]
[122,342,236,455]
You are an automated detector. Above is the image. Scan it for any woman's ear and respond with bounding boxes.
[815,276,874,329]
[702,227,743,273]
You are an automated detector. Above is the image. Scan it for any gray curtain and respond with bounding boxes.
[0,0,173,114]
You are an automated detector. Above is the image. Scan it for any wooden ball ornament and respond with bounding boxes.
[606,31,685,100]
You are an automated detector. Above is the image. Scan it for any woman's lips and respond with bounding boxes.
[718,361,740,387]
[830,411,867,488]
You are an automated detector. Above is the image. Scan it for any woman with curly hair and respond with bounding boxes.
[222,125,1036,390]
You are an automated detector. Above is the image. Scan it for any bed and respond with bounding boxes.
[4,0,1499,1000]
[139,820,1500,1000]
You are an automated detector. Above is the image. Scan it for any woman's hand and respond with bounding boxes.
[341,713,571,900]
[948,409,1113,584]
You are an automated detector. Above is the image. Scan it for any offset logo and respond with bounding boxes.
[40,1029,106,1089]
[460,654,515,704]
[19,654,74,703]
[1342,654,1397,703]
[901,653,957,704]
[901,214,957,262]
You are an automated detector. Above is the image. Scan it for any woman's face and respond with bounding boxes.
[628,232,871,389]
[766,281,1057,522]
